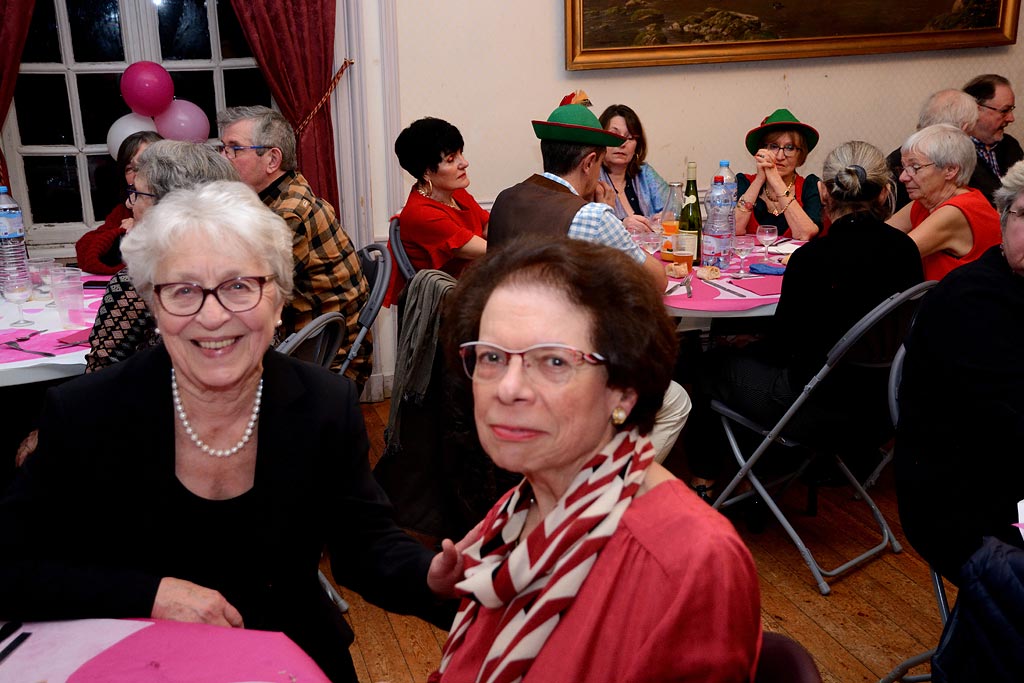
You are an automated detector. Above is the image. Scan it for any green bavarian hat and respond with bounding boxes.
[744,108,820,156]
[532,104,627,147]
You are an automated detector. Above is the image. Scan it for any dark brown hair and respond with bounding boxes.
[599,104,647,178]
[442,237,677,434]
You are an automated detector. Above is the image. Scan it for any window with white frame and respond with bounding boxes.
[2,0,271,258]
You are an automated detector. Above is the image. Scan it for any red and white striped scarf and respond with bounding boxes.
[433,428,654,683]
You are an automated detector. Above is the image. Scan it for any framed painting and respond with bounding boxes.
[566,0,1020,70]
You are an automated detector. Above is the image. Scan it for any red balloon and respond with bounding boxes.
[121,61,174,117]
[155,99,211,142]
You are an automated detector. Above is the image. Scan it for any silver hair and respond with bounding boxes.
[994,160,1024,229]
[901,124,977,187]
[217,105,297,171]
[821,141,895,220]
[135,140,239,197]
[918,89,979,132]
[121,180,295,307]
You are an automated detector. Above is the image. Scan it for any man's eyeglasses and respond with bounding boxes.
[766,143,802,157]
[126,186,158,205]
[978,102,1016,116]
[153,275,275,316]
[213,144,270,159]
[459,341,607,386]
[899,162,936,177]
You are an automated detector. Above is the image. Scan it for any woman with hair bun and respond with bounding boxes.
[686,141,925,502]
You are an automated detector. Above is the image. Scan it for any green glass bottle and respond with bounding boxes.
[683,162,703,266]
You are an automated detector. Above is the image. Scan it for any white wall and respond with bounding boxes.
[392,2,1023,198]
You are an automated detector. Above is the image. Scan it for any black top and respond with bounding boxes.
[896,246,1024,584]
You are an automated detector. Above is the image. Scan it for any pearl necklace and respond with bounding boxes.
[417,183,458,208]
[171,368,263,458]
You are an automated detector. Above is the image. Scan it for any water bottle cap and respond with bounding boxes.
[713,176,724,183]
[719,160,730,166]
[0,186,7,193]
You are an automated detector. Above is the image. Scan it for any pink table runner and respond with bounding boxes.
[0,328,91,362]
[664,275,780,312]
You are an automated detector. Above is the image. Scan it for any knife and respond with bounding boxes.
[665,281,683,296]
[0,622,21,645]
[703,279,748,298]
[0,631,29,666]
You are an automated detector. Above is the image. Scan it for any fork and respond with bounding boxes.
[11,329,47,342]
[2,341,55,357]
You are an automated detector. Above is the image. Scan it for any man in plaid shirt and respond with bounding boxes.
[217,106,371,389]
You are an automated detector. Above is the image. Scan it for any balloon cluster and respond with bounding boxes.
[106,62,211,157]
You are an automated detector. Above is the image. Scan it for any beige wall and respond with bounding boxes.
[394,2,1023,198]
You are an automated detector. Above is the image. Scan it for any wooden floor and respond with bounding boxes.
[322,399,954,683]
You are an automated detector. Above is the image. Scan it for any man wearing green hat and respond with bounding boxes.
[488,103,668,290]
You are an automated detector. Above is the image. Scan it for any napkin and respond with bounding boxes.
[730,276,784,296]
[749,262,786,276]
[58,329,91,345]
[769,242,802,255]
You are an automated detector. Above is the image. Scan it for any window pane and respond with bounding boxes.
[15,74,73,146]
[67,0,124,63]
[218,0,252,58]
[169,71,216,137]
[158,0,212,60]
[224,68,271,109]
[22,0,61,63]
[23,156,82,224]
[88,154,122,222]
[78,73,127,146]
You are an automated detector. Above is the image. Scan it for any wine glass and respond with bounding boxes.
[756,225,778,262]
[3,275,34,327]
[733,235,756,275]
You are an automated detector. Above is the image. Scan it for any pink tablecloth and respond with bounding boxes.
[664,274,780,312]
[0,328,91,363]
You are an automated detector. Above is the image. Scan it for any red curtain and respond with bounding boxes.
[0,0,36,188]
[229,0,341,209]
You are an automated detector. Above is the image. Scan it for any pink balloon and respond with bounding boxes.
[154,99,211,142]
[121,61,174,117]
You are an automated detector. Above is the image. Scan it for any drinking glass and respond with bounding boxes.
[27,256,56,301]
[47,266,83,308]
[756,225,778,262]
[733,235,756,275]
[3,275,34,326]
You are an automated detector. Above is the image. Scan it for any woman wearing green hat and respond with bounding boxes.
[735,108,824,241]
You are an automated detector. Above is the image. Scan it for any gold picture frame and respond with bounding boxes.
[567,0,1020,70]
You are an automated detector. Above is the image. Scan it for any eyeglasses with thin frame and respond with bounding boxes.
[459,341,607,386]
[213,143,270,159]
[977,102,1016,116]
[766,143,802,158]
[899,162,936,177]
[153,275,276,316]
[1007,208,1024,219]
[126,186,158,205]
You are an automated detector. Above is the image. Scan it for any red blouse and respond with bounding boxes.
[910,187,1002,281]
[75,203,132,275]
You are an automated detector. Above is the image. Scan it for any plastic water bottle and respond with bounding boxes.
[704,176,732,269]
[718,160,738,236]
[0,185,29,289]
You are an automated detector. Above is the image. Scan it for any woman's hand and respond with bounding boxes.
[152,577,244,628]
[119,217,135,234]
[753,148,775,183]
[426,520,483,598]
[622,214,653,233]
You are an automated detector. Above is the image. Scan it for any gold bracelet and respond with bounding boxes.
[780,197,796,213]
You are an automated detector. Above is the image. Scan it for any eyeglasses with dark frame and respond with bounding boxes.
[153,275,276,316]
[458,341,607,386]
[213,143,270,159]
[898,162,936,177]
[766,143,802,158]
[126,185,158,205]
[977,102,1016,116]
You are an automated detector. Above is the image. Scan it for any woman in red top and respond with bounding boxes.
[386,118,488,305]
[888,123,1002,280]
[74,130,162,274]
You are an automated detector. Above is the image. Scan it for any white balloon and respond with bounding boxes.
[106,113,157,158]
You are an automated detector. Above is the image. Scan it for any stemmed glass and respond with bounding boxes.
[756,225,778,262]
[733,235,756,275]
[3,275,34,327]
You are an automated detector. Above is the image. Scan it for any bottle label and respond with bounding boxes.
[0,209,24,239]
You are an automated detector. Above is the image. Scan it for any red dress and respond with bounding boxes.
[439,480,762,683]
[384,186,488,306]
[75,203,132,275]
[910,187,1002,281]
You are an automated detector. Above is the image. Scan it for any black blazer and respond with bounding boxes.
[0,345,442,680]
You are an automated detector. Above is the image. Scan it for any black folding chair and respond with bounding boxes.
[275,311,345,368]
[389,216,416,281]
[338,243,391,377]
[712,280,937,594]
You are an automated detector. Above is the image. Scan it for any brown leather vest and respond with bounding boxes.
[488,174,587,249]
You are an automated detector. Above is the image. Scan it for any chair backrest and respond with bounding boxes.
[754,632,822,683]
[337,243,392,377]
[276,311,345,368]
[887,344,907,427]
[389,216,416,281]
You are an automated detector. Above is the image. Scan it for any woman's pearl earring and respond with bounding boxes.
[611,407,627,425]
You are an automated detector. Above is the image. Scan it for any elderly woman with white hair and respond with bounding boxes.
[0,181,470,682]
[888,123,1002,280]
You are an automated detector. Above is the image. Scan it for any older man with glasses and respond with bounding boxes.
[964,74,1024,205]
[216,106,371,390]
